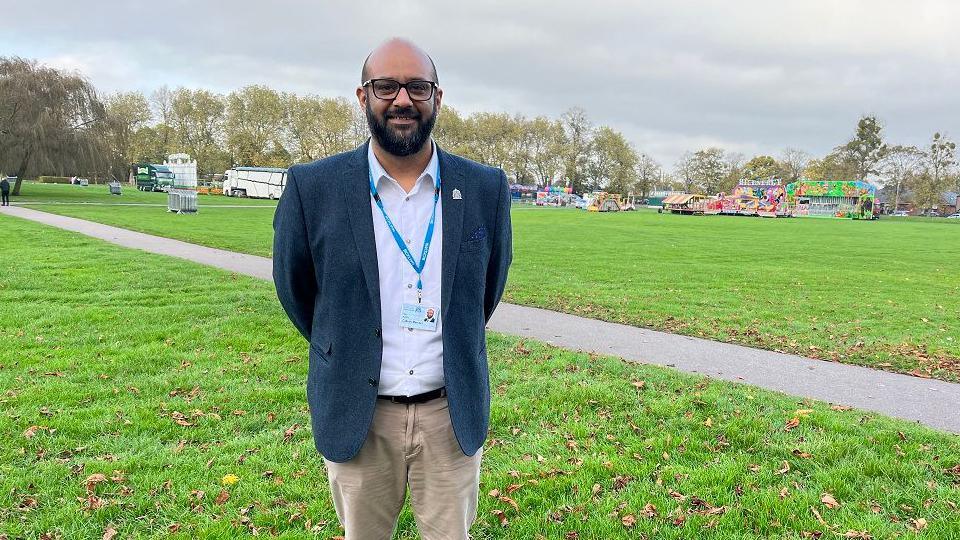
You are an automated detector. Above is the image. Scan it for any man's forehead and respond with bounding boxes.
[365,45,434,80]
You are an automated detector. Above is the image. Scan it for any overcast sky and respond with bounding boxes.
[3,1,959,166]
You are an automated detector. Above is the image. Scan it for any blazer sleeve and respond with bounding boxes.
[273,167,317,341]
[484,169,513,322]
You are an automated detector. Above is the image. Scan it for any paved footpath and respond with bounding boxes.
[4,204,959,433]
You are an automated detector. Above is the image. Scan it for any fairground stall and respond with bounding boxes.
[786,180,876,219]
[705,180,790,217]
[661,193,709,214]
[535,185,574,206]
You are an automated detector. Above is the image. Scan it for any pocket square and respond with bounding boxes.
[467,225,487,242]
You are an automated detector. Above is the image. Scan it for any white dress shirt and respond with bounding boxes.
[368,142,444,396]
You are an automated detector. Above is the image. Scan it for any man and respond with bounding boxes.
[0,176,10,206]
[273,38,512,539]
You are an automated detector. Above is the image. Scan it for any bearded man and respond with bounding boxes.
[273,38,513,539]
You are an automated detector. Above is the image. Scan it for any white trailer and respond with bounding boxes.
[223,167,287,199]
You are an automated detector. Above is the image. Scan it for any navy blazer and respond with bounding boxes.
[273,142,512,462]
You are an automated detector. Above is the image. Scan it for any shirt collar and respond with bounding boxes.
[367,140,438,195]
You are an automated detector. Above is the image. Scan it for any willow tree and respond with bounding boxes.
[0,57,106,195]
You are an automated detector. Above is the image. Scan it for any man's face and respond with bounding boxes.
[357,48,442,157]
[426,308,435,318]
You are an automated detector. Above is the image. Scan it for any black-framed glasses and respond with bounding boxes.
[362,79,437,101]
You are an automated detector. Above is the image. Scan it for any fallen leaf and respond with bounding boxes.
[283,423,300,441]
[642,503,657,518]
[631,380,646,390]
[795,409,814,417]
[102,526,118,540]
[85,473,108,493]
[499,495,519,512]
[821,493,840,509]
[910,518,927,531]
[784,417,801,431]
[703,417,713,427]
[792,449,813,459]
[776,461,791,475]
[810,506,826,525]
[831,405,852,412]
[215,490,230,505]
[491,509,509,526]
[621,514,636,528]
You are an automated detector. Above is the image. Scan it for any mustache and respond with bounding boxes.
[385,108,420,120]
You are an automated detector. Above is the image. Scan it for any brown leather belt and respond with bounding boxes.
[377,386,447,404]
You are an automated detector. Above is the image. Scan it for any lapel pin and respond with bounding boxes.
[452,188,462,200]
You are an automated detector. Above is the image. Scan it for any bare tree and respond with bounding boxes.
[881,145,923,212]
[779,147,811,181]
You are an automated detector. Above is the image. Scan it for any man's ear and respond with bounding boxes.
[356,86,366,109]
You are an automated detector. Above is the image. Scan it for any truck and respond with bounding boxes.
[131,163,178,192]
[222,167,287,199]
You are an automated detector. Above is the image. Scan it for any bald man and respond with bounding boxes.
[273,39,513,539]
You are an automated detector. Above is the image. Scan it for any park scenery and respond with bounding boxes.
[3,7,960,539]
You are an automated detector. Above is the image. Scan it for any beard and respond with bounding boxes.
[365,100,437,157]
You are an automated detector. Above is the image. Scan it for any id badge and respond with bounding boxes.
[399,303,439,332]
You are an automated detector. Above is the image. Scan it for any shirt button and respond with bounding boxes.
[368,378,378,386]
[409,370,414,375]
[405,238,412,244]
[405,196,410,201]
[374,327,382,337]
[407,328,414,332]
[407,283,413,289]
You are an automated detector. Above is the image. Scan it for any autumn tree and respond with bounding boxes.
[880,145,923,211]
[225,85,286,167]
[0,57,106,194]
[838,115,887,180]
[911,132,956,211]
[741,155,782,180]
[560,107,593,192]
[588,126,637,193]
[103,91,152,180]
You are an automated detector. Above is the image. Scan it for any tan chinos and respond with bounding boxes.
[323,396,482,539]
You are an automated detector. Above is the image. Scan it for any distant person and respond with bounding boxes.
[0,176,10,206]
[272,38,512,539]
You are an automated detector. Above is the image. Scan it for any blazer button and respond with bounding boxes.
[374,327,382,337]
[368,378,378,386]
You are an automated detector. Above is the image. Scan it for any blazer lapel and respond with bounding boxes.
[439,146,464,319]
[342,142,382,321]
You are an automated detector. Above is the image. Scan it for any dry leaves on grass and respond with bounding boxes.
[283,423,300,442]
[784,417,801,431]
[102,526,118,540]
[821,493,840,509]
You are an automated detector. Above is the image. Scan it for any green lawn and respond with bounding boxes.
[15,183,960,382]
[8,181,278,206]
[1,214,957,539]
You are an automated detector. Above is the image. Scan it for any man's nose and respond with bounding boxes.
[392,86,413,107]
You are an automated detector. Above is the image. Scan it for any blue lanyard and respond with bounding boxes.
[369,163,441,303]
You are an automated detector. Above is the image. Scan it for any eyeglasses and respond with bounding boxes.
[362,79,437,101]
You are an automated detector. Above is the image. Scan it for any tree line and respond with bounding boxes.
[1,56,957,208]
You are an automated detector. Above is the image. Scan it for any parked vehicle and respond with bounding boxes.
[223,167,287,199]
[891,210,909,217]
[132,163,178,192]
[947,213,960,219]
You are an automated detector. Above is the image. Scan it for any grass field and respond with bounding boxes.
[8,181,278,206]
[13,180,960,383]
[1,214,958,539]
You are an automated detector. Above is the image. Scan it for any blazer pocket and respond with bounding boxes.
[309,339,332,364]
[460,238,486,253]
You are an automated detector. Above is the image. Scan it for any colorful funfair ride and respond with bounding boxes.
[705,179,790,217]
[786,180,877,220]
